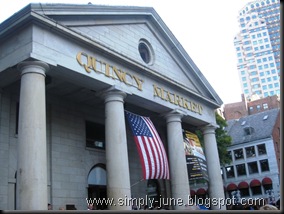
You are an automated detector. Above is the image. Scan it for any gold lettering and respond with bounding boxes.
[76,52,91,73]
[152,84,203,115]
[174,94,183,107]
[183,99,191,111]
[100,61,110,77]
[112,66,128,83]
[191,101,197,113]
[198,104,203,115]
[165,91,174,103]
[76,52,144,91]
[153,84,164,99]
[133,76,144,91]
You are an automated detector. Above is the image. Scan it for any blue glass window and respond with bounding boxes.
[262,85,268,90]
[257,33,261,38]
[267,77,272,82]
[271,69,276,74]
[242,77,246,81]
[266,71,271,75]
[273,76,278,80]
[261,78,266,83]
[264,92,269,97]
[258,65,263,70]
[259,72,264,76]
[268,56,273,61]
[270,63,275,67]
[268,84,273,89]
[274,83,279,87]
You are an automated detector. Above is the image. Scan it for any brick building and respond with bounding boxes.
[223,94,280,120]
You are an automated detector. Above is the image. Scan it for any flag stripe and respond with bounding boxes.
[125,111,170,180]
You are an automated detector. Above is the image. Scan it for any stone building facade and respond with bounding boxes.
[0,3,225,210]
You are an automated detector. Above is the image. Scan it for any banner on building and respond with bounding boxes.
[184,130,208,181]
[125,111,170,180]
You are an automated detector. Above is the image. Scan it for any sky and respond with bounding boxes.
[0,0,254,105]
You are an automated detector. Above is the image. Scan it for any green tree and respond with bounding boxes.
[196,112,232,166]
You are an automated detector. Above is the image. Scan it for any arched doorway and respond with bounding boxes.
[87,164,107,210]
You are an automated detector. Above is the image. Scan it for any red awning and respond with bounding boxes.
[196,188,206,195]
[250,179,261,187]
[190,190,196,196]
[227,183,237,191]
[262,177,272,185]
[238,181,249,189]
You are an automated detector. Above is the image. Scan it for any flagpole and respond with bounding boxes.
[131,178,144,187]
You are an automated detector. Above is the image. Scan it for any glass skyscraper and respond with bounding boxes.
[234,0,280,101]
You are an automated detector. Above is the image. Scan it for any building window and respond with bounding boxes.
[244,127,254,135]
[246,146,256,158]
[260,159,270,172]
[227,151,232,161]
[138,39,154,65]
[236,164,246,176]
[86,121,105,150]
[248,161,259,174]
[225,166,235,178]
[251,186,262,195]
[239,187,250,197]
[256,105,261,111]
[257,144,267,155]
[234,149,244,160]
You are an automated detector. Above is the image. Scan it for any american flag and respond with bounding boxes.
[125,111,170,180]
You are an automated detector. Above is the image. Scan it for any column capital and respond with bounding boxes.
[17,61,49,77]
[163,109,186,123]
[98,85,127,103]
[200,123,219,134]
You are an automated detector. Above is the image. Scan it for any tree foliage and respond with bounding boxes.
[196,112,232,166]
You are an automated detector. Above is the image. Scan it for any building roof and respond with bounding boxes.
[0,3,223,109]
[226,108,280,145]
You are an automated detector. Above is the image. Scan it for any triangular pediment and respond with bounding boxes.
[1,3,223,107]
